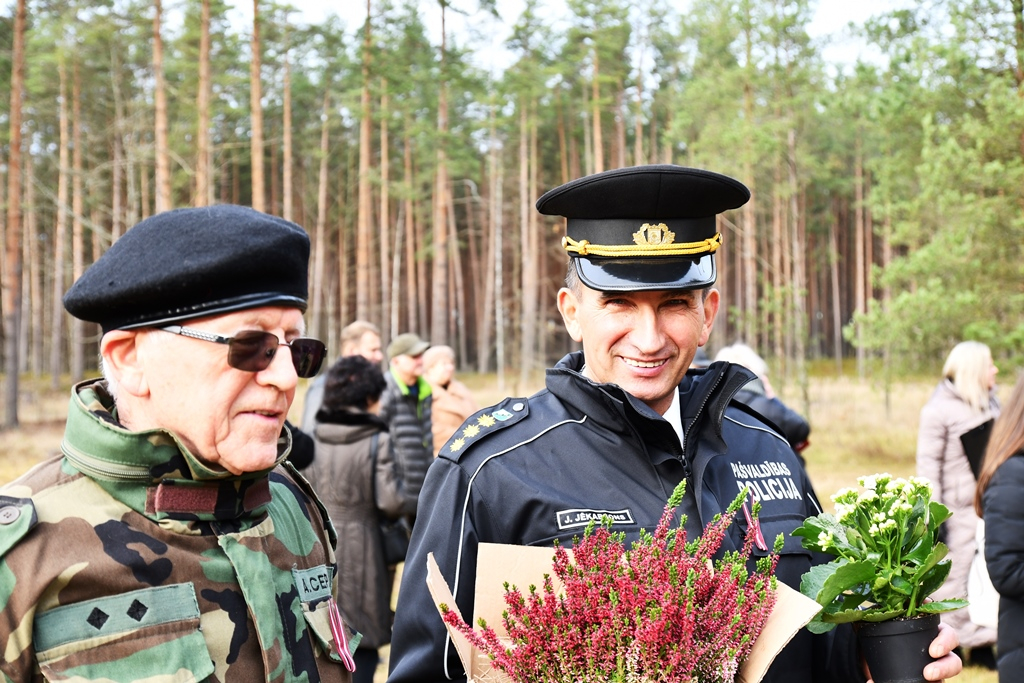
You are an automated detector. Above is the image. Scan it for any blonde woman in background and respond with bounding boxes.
[917,341,1000,669]
[422,345,478,456]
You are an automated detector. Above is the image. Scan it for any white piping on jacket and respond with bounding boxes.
[441,415,588,680]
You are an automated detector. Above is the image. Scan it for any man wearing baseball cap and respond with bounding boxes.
[0,205,357,681]
[378,332,433,533]
[388,165,962,683]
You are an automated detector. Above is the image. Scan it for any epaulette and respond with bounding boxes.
[438,397,530,461]
[0,495,38,559]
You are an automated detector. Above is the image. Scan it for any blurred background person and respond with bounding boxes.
[304,355,415,683]
[714,342,810,454]
[977,371,1024,681]
[380,332,433,526]
[301,320,384,431]
[918,340,999,668]
[422,345,478,456]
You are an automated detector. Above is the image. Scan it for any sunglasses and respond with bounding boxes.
[161,325,327,378]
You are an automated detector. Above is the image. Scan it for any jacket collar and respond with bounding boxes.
[61,378,287,523]
[548,352,756,462]
[388,367,433,401]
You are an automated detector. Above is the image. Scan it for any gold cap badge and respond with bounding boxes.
[633,223,675,247]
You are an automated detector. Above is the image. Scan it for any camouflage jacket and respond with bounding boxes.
[0,379,357,683]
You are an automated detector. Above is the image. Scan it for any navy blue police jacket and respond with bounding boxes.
[387,352,864,683]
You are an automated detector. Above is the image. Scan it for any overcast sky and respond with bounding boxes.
[240,0,914,74]
[0,0,912,74]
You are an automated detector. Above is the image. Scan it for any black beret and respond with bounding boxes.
[64,205,310,331]
[536,164,750,291]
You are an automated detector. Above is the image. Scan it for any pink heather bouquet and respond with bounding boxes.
[441,481,783,683]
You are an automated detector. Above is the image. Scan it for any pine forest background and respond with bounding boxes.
[1,0,1024,428]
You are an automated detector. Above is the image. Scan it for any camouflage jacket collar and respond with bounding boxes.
[61,378,289,523]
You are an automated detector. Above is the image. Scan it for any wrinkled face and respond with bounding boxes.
[135,306,304,474]
[353,331,384,365]
[557,286,719,415]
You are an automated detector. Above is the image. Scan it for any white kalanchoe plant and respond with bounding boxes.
[792,473,968,633]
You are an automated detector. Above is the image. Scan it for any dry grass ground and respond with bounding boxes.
[0,372,1000,683]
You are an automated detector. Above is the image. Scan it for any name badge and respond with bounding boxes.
[292,564,334,603]
[556,508,636,531]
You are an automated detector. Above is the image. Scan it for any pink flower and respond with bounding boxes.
[441,482,781,683]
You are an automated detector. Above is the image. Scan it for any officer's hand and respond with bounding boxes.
[866,622,962,682]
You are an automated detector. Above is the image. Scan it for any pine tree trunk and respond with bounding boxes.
[282,48,294,221]
[478,107,499,374]
[50,59,70,391]
[153,0,172,213]
[854,135,866,378]
[492,143,506,391]
[403,134,417,335]
[829,205,843,374]
[26,155,42,377]
[788,129,807,405]
[357,0,373,322]
[379,81,391,344]
[250,0,265,212]
[3,0,26,428]
[591,49,603,173]
[312,93,331,340]
[613,85,626,169]
[431,6,449,345]
[517,102,537,392]
[71,65,86,384]
[195,0,212,207]
[771,159,783,364]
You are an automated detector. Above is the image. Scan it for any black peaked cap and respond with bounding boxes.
[536,165,749,219]
[64,205,311,332]
[536,165,750,291]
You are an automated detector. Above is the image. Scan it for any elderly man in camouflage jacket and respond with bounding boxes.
[0,206,357,682]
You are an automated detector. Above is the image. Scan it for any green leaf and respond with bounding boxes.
[918,599,969,613]
[810,561,878,608]
[858,609,907,622]
[889,574,914,596]
[800,562,842,601]
[916,560,952,600]
[930,501,953,528]
[806,618,838,634]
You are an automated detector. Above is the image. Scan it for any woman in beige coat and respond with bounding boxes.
[917,340,999,667]
[304,356,416,683]
[423,345,479,456]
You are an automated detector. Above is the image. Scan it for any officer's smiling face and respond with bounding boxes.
[557,284,719,415]
[113,306,303,475]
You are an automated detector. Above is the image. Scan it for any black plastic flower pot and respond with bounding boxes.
[856,612,941,683]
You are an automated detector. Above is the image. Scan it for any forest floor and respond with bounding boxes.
[0,371,1002,683]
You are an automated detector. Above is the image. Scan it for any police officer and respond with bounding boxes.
[0,206,357,682]
[386,165,963,683]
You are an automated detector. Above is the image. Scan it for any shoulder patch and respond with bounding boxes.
[0,495,38,559]
[439,397,530,460]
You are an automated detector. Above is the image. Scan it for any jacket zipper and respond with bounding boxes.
[61,440,153,482]
[682,369,725,462]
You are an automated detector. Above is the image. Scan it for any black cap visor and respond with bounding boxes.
[574,254,716,292]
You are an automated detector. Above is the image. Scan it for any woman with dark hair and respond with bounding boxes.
[304,355,415,683]
[977,372,1024,681]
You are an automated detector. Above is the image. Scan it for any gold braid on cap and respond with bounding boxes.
[562,227,722,258]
